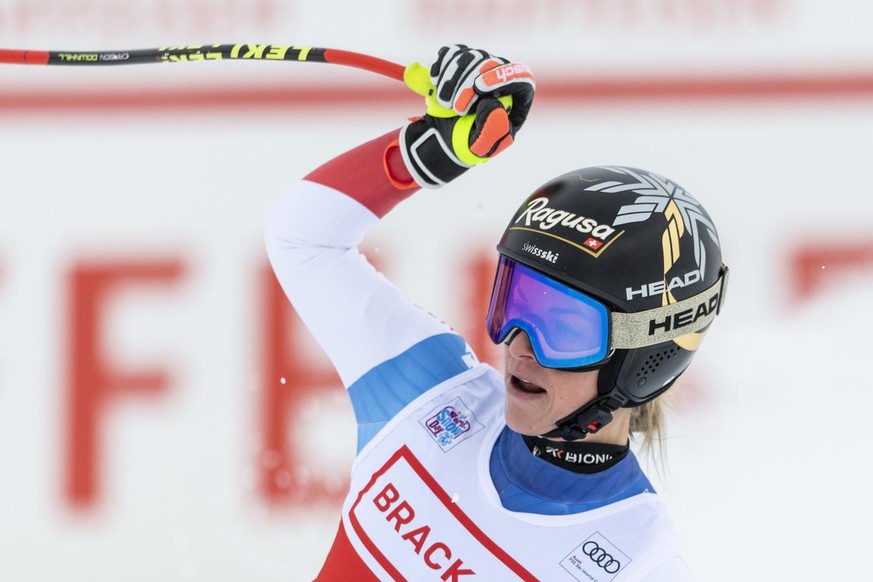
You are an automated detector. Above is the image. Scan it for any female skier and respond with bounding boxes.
[266,45,729,581]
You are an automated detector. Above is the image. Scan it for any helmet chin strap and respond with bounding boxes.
[539,389,628,441]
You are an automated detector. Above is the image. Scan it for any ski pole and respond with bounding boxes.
[0,43,434,96]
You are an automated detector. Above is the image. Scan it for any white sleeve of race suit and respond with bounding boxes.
[264,178,471,390]
[638,556,692,582]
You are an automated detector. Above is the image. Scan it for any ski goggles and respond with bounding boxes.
[486,255,728,369]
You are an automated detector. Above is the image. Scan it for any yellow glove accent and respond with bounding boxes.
[404,62,515,122]
[405,61,515,165]
[403,62,432,97]
[404,62,455,118]
[452,115,489,166]
[451,95,514,166]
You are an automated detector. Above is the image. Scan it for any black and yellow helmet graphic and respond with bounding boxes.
[497,166,729,410]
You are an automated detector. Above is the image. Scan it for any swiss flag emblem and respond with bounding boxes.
[583,238,603,250]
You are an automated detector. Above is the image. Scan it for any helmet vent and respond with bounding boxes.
[637,347,679,377]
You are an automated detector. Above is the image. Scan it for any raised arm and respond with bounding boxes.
[264,45,535,448]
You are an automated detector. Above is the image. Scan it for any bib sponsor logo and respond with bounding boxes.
[561,532,631,582]
[348,446,537,581]
[420,398,484,452]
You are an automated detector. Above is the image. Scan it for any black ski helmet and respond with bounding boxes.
[494,166,729,439]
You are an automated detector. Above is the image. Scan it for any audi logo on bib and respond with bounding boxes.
[582,541,621,574]
[560,532,630,582]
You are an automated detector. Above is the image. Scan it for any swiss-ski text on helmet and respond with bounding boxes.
[515,198,616,240]
[521,242,559,264]
[625,269,702,301]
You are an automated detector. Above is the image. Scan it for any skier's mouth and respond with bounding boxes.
[509,375,547,395]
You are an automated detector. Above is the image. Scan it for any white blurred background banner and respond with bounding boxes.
[2,1,872,580]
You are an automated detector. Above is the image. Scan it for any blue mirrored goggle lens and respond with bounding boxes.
[486,256,610,368]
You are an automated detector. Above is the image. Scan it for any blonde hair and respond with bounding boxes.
[629,398,667,465]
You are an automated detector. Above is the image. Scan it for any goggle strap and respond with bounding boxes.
[610,265,729,350]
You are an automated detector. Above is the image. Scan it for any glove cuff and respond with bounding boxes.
[399,117,472,189]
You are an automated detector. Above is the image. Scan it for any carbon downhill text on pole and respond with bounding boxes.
[0,44,408,83]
